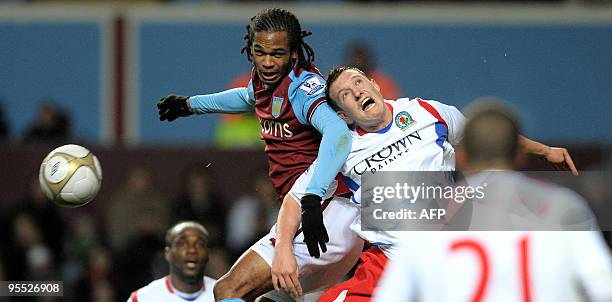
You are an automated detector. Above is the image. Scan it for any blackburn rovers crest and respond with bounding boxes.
[272,96,283,118]
[395,111,415,130]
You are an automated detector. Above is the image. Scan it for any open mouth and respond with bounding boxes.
[185,260,199,269]
[361,98,375,111]
[260,71,278,81]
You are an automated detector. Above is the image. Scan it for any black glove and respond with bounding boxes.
[301,194,329,258]
[157,95,193,121]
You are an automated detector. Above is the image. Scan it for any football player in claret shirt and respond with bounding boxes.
[128,221,216,302]
[275,67,580,301]
[156,9,363,301]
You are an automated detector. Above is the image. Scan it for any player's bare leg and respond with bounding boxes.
[213,249,274,302]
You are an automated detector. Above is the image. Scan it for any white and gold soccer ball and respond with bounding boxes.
[39,144,102,207]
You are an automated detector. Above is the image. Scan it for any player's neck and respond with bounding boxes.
[360,105,393,133]
[264,83,277,90]
[171,275,204,294]
[463,161,514,175]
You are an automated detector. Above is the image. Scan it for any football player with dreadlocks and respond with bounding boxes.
[157,8,363,302]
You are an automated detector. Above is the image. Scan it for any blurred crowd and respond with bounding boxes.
[0,159,279,301]
[0,98,72,146]
[0,95,277,300]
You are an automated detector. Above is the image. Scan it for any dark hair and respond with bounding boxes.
[463,101,521,164]
[324,66,366,112]
[240,8,315,69]
[165,221,209,247]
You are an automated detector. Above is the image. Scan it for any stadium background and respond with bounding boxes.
[0,1,610,301]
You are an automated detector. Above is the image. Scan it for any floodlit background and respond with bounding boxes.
[0,1,611,301]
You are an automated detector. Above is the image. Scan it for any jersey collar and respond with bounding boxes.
[165,276,205,301]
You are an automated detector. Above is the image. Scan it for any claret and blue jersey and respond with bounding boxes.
[188,62,351,203]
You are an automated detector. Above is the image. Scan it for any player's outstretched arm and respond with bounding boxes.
[430,99,578,175]
[272,194,303,298]
[157,86,255,121]
[302,104,351,258]
[188,87,255,114]
[518,136,578,175]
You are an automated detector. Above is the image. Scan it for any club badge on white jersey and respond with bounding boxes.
[341,97,466,257]
[342,97,465,204]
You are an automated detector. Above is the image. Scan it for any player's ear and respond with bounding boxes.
[514,149,528,170]
[164,246,171,262]
[337,111,353,124]
[291,49,299,60]
[371,79,381,93]
[455,145,468,171]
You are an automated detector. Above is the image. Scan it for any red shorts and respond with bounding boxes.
[317,246,388,302]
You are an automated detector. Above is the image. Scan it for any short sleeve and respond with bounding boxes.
[288,73,327,125]
[426,100,467,145]
[247,79,255,106]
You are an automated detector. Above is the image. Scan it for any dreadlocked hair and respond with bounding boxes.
[240,8,315,69]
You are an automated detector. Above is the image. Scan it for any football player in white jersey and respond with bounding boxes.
[373,102,612,302]
[273,66,580,301]
[127,221,216,302]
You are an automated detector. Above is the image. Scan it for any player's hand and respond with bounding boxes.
[300,194,328,258]
[271,243,303,298]
[157,94,193,121]
[542,146,578,176]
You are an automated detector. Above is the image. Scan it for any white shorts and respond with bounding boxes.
[251,196,363,300]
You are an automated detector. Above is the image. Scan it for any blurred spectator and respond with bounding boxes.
[16,172,66,262]
[204,247,230,280]
[74,247,118,302]
[22,99,71,144]
[105,166,170,299]
[115,231,166,301]
[213,72,264,149]
[0,100,9,143]
[105,165,170,252]
[1,172,65,281]
[62,214,107,299]
[225,171,278,261]
[171,164,227,249]
[65,215,104,270]
[0,263,4,286]
[5,212,57,281]
[345,41,403,100]
[127,221,217,302]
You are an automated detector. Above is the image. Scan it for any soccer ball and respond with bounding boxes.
[39,144,102,207]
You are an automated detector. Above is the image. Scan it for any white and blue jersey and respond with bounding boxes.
[341,98,466,258]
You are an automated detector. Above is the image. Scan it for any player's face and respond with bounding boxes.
[329,69,390,130]
[166,227,209,281]
[251,31,298,87]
